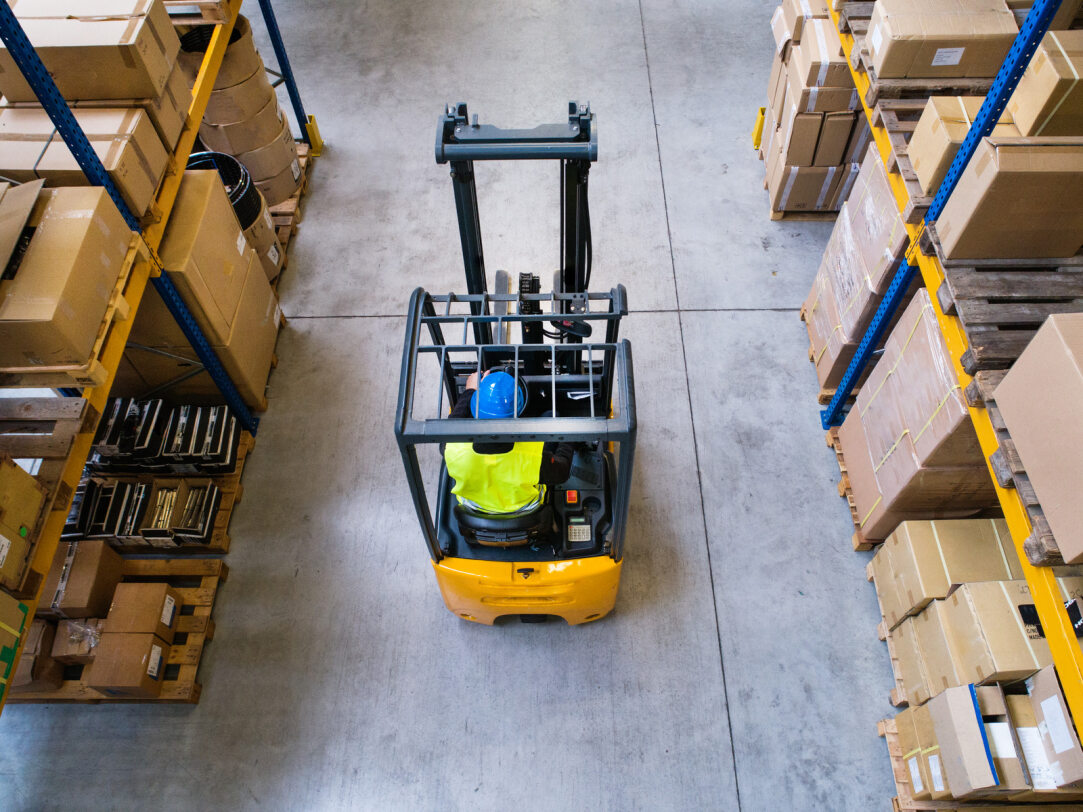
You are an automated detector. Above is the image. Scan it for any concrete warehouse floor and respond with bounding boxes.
[0,1,897,809]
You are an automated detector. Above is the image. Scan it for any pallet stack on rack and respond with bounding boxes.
[781,0,1083,806]
[0,0,317,708]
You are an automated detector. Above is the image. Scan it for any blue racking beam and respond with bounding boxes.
[0,5,259,433]
[256,0,312,146]
[821,0,1066,429]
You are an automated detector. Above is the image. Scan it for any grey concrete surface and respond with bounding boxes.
[0,0,896,809]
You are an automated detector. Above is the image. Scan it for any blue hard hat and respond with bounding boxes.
[471,371,527,419]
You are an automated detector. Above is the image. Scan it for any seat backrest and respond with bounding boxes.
[454,503,552,547]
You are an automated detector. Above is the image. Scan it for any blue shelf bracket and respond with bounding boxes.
[0,4,260,433]
[256,0,323,155]
[820,0,1064,429]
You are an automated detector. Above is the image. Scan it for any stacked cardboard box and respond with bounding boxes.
[803,148,910,391]
[894,671,1083,801]
[996,314,1083,565]
[10,618,62,692]
[837,289,997,543]
[0,592,29,699]
[122,170,283,408]
[0,456,47,594]
[762,1,869,214]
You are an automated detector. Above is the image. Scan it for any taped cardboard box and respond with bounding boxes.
[199,95,286,156]
[242,197,284,282]
[159,170,254,345]
[880,519,1020,630]
[995,314,1083,564]
[942,580,1052,684]
[51,617,102,665]
[1006,0,1083,30]
[1009,31,1083,137]
[912,702,953,799]
[894,617,934,707]
[1022,666,1083,789]
[0,107,169,216]
[790,18,851,88]
[897,706,935,800]
[1006,684,1083,799]
[11,618,63,692]
[914,599,969,696]
[770,6,794,57]
[103,582,181,644]
[39,539,124,619]
[773,102,822,167]
[0,0,180,102]
[87,631,168,698]
[814,112,855,166]
[910,97,1020,196]
[803,264,858,391]
[0,592,29,695]
[937,137,1083,259]
[0,185,133,368]
[782,0,829,45]
[866,0,1018,80]
[765,141,846,212]
[0,455,47,592]
[204,55,275,125]
[784,48,859,114]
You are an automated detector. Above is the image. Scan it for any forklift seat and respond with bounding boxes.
[454,503,553,548]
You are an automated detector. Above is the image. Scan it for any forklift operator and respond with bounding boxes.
[445,369,575,516]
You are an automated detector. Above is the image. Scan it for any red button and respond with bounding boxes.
[565,490,578,504]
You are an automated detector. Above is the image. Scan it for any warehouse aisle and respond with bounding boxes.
[0,1,895,809]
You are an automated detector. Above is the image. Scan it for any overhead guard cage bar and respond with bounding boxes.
[394,286,636,563]
[435,102,597,345]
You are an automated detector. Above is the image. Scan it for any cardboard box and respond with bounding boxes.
[87,632,168,698]
[943,580,1052,684]
[782,0,830,45]
[897,706,934,800]
[0,456,46,591]
[912,703,953,799]
[894,617,933,707]
[0,107,169,216]
[930,684,1030,798]
[1009,31,1083,137]
[775,103,822,167]
[1007,682,1083,795]
[784,50,859,114]
[0,185,132,367]
[103,582,181,644]
[866,0,1018,80]
[51,617,102,665]
[0,0,180,102]
[204,55,275,124]
[243,197,284,282]
[159,170,254,345]
[914,599,968,695]
[1024,666,1083,788]
[995,314,1083,564]
[883,519,1021,628]
[937,137,1083,259]
[814,112,855,166]
[199,96,286,156]
[1007,0,1083,30]
[11,618,62,691]
[39,539,124,619]
[790,18,852,88]
[77,60,191,153]
[0,591,29,695]
[765,139,845,212]
[910,97,1021,196]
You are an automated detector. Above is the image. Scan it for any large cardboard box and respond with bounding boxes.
[75,61,191,153]
[1009,31,1083,137]
[814,112,856,166]
[790,18,851,88]
[866,0,1018,80]
[204,56,275,124]
[159,171,254,345]
[784,48,859,114]
[995,314,1083,564]
[882,519,1021,628]
[0,185,132,367]
[39,539,124,619]
[937,137,1083,259]
[11,618,62,691]
[765,140,846,212]
[914,599,968,695]
[912,703,953,799]
[1023,666,1083,788]
[910,97,1020,196]
[103,582,181,644]
[894,617,933,707]
[51,617,102,665]
[1006,0,1083,30]
[87,632,168,698]
[942,580,1052,684]
[0,107,169,216]
[897,707,934,800]
[0,0,180,102]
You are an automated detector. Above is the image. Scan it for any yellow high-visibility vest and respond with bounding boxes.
[445,441,545,514]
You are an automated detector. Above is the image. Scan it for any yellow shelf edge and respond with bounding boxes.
[0,0,243,716]
[828,7,1083,733]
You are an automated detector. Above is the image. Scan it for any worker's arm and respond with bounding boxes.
[539,442,575,485]
[448,370,486,419]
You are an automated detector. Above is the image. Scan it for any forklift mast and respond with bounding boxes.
[436,102,597,346]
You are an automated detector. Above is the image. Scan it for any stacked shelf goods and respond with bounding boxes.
[790,0,1083,805]
[0,0,315,712]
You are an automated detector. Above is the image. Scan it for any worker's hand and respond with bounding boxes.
[465,369,492,391]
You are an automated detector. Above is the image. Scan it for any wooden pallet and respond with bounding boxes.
[870,100,935,225]
[269,141,312,291]
[0,235,149,388]
[769,207,838,222]
[163,0,230,24]
[104,432,254,556]
[922,225,1083,375]
[0,398,100,599]
[826,428,873,551]
[878,718,962,811]
[8,558,227,704]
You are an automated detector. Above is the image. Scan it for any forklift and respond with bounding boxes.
[394,102,637,625]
